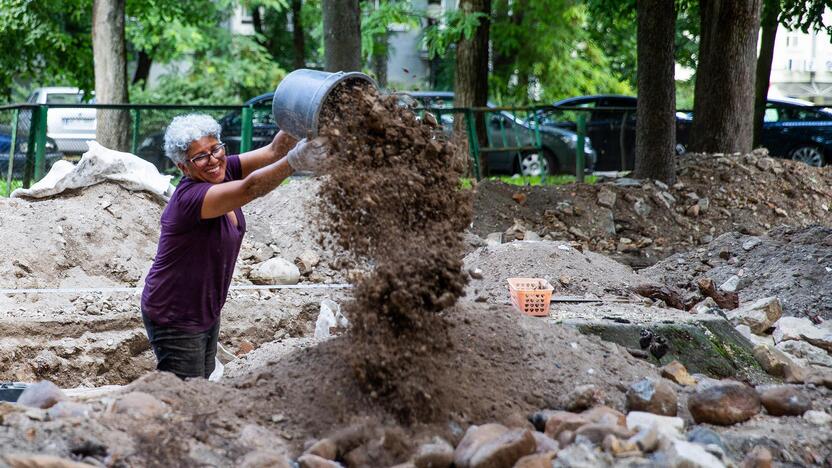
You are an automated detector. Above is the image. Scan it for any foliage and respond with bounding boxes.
[361,1,419,62]
[779,0,832,33]
[460,174,597,189]
[423,9,489,60]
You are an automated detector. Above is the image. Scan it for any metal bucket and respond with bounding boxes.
[272,69,378,139]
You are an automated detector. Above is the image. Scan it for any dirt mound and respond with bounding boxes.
[641,225,832,319]
[472,150,832,267]
[316,82,472,419]
[463,240,645,304]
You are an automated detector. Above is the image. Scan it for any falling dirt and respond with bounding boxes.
[316,81,472,420]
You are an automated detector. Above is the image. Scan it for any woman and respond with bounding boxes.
[141,114,326,379]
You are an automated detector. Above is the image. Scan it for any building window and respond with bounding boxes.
[240,6,253,24]
[787,59,793,70]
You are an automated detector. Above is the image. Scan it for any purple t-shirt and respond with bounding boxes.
[141,155,246,332]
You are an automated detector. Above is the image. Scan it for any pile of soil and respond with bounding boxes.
[463,240,646,304]
[472,150,832,267]
[316,81,472,419]
[641,225,832,319]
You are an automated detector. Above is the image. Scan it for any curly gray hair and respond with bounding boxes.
[163,114,222,165]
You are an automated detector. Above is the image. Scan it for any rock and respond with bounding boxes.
[772,317,832,351]
[758,385,811,416]
[252,243,275,263]
[305,438,338,460]
[776,340,832,368]
[249,258,300,285]
[626,378,678,416]
[2,454,96,468]
[469,268,484,280]
[530,410,559,432]
[728,297,782,334]
[239,450,292,468]
[628,424,659,453]
[237,340,256,356]
[735,325,774,347]
[455,424,508,467]
[238,424,286,451]
[581,406,626,427]
[696,277,738,310]
[660,361,696,386]
[553,443,609,467]
[686,427,725,452]
[295,249,320,274]
[688,381,761,425]
[741,446,772,468]
[16,381,65,409]
[718,276,740,293]
[804,410,832,425]
[633,198,651,217]
[414,437,454,468]
[666,440,725,468]
[46,401,91,419]
[468,428,536,468]
[691,297,719,315]
[110,391,168,418]
[563,384,604,412]
[597,187,617,208]
[514,452,556,468]
[686,203,700,217]
[297,454,344,468]
[544,412,590,440]
[530,432,559,454]
[573,424,634,444]
[485,232,504,246]
[752,344,802,378]
[626,412,684,446]
[742,238,761,251]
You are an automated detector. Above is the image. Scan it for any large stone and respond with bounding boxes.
[597,187,617,208]
[110,391,168,419]
[2,454,95,468]
[625,378,678,416]
[804,410,832,425]
[661,361,696,386]
[580,406,626,428]
[735,325,775,347]
[741,446,772,468]
[46,401,91,419]
[775,340,832,368]
[249,257,300,285]
[666,440,725,468]
[239,450,292,468]
[688,381,761,425]
[686,427,725,453]
[553,443,610,467]
[544,412,590,440]
[573,424,634,445]
[306,439,338,461]
[563,384,605,412]
[758,385,811,416]
[413,437,454,468]
[530,432,559,454]
[625,412,684,447]
[752,344,802,378]
[468,428,537,468]
[297,454,344,468]
[15,381,65,409]
[295,249,320,274]
[514,452,556,468]
[238,424,286,452]
[772,317,832,352]
[727,297,782,335]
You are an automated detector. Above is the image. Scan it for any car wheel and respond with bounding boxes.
[790,146,825,167]
[518,150,557,176]
[675,143,686,156]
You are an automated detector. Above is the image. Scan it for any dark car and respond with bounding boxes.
[539,95,692,172]
[0,126,64,178]
[398,91,597,176]
[756,97,832,167]
[137,93,278,172]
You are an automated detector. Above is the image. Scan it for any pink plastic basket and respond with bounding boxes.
[507,277,554,317]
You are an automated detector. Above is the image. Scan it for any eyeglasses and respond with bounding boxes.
[189,143,227,166]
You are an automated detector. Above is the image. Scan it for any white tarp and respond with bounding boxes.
[11,141,175,201]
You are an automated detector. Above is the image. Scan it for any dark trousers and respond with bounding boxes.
[141,312,220,379]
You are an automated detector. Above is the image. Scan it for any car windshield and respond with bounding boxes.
[46,93,84,104]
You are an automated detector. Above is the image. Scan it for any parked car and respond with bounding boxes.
[756,97,832,167]
[138,93,278,172]
[539,95,691,172]
[0,126,64,178]
[399,91,597,176]
[25,87,96,155]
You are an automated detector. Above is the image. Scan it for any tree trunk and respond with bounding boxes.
[753,0,778,148]
[372,47,389,87]
[454,0,490,177]
[690,0,762,154]
[322,0,361,71]
[93,0,130,152]
[131,49,153,87]
[291,0,306,69]
[634,0,676,184]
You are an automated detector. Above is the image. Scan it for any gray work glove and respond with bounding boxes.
[286,137,330,173]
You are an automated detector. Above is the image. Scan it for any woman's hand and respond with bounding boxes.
[286,137,330,173]
[272,130,299,156]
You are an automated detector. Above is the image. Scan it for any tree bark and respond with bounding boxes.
[93,0,130,152]
[690,0,763,154]
[454,0,491,177]
[322,0,361,71]
[291,0,306,69]
[634,0,676,184]
[753,0,779,148]
[372,47,389,87]
[131,49,152,87]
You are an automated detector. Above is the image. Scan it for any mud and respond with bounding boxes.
[316,81,472,419]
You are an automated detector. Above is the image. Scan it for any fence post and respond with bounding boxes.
[465,108,482,181]
[240,106,253,153]
[33,105,47,181]
[576,113,586,183]
[130,108,141,155]
[5,108,18,196]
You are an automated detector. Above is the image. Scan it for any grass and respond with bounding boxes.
[461,174,597,189]
[0,179,22,197]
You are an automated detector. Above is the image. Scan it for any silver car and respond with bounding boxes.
[26,87,96,155]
